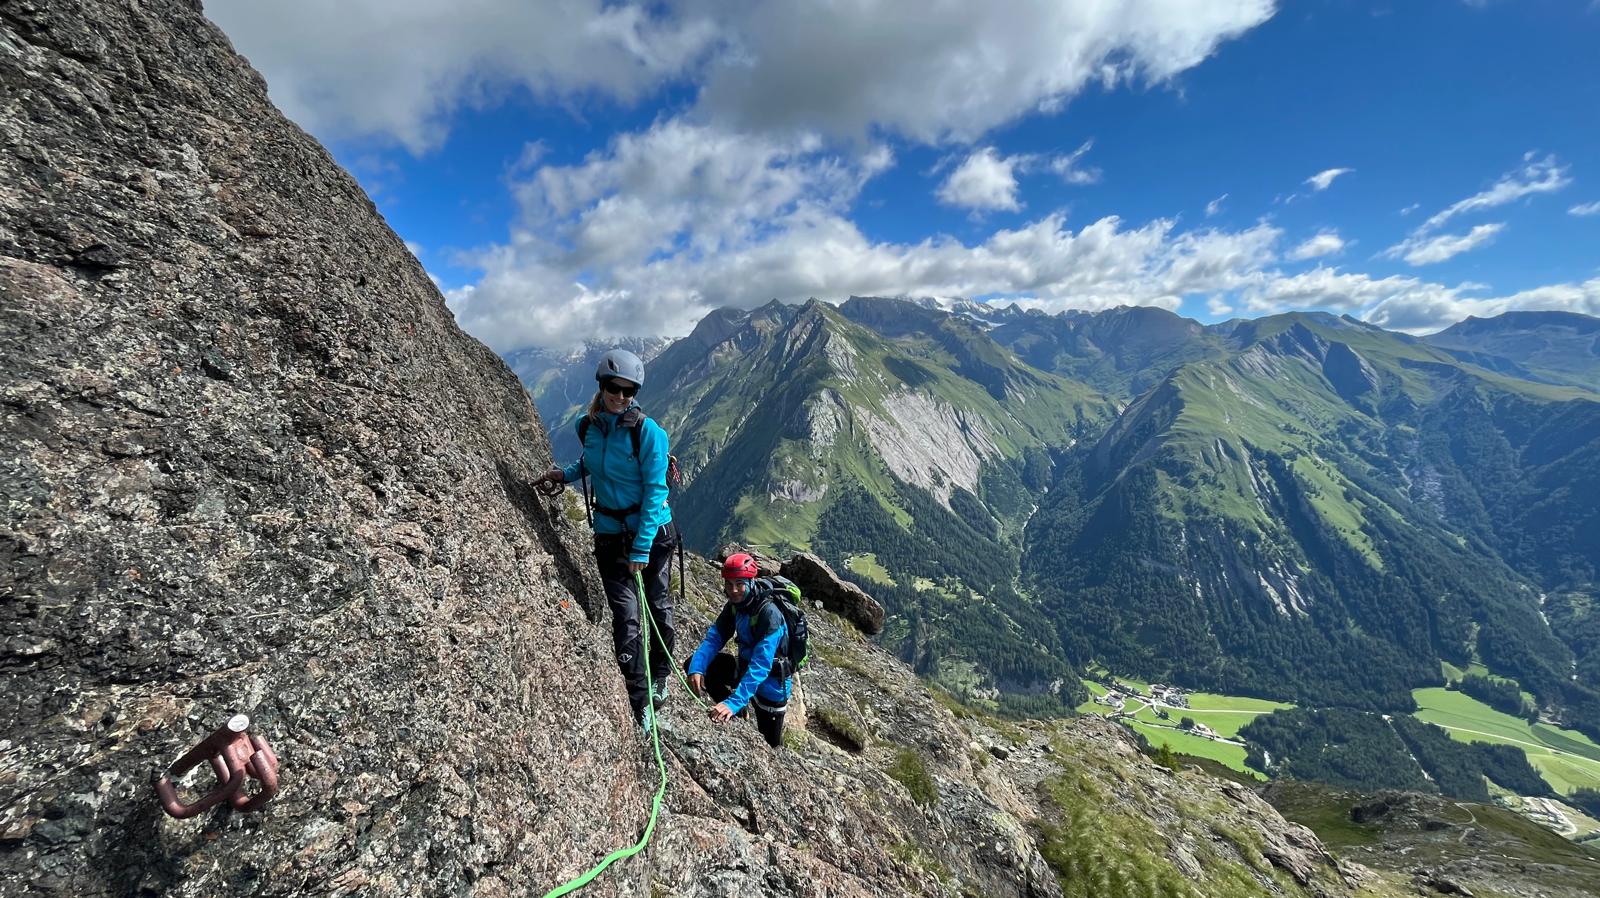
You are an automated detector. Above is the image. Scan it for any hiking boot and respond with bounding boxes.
[651,678,669,704]
[637,705,655,735]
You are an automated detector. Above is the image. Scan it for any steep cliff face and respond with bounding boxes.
[1,2,643,895]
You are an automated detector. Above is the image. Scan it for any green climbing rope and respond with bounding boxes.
[645,593,711,712]
[538,571,668,898]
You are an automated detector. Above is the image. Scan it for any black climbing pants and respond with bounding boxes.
[701,653,786,748]
[595,523,677,720]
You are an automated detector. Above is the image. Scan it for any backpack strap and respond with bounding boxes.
[713,602,737,638]
[747,597,789,658]
[577,408,646,459]
[575,411,649,524]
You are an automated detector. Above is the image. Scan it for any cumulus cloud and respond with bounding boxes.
[1305,167,1354,192]
[1415,153,1571,234]
[1385,223,1506,266]
[212,0,1276,150]
[935,141,1100,211]
[444,116,1593,349]
[1239,267,1459,317]
[1287,230,1345,260]
[696,1,1276,142]
[937,148,1025,212]
[1206,193,1228,217]
[1571,201,1600,217]
[206,0,718,153]
[445,115,1299,349]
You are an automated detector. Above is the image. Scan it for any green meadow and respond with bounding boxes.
[843,552,896,585]
[1077,677,1290,778]
[1412,688,1600,795]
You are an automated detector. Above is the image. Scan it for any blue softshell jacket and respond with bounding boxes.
[560,403,672,563]
[687,599,792,715]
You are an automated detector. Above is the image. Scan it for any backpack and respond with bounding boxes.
[748,576,810,680]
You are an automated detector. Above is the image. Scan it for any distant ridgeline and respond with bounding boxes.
[508,302,1600,751]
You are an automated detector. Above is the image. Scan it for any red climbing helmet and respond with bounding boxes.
[721,552,758,580]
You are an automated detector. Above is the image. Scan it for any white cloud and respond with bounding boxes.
[1206,193,1228,217]
[1287,230,1345,261]
[1399,203,1420,216]
[936,142,1099,212]
[1385,222,1506,266]
[447,115,1297,349]
[211,0,1276,150]
[452,206,1288,350]
[937,148,1024,212]
[1571,201,1600,217]
[1379,154,1569,268]
[1415,153,1571,234]
[1305,168,1353,191]
[443,116,1596,349]
[1048,140,1102,186]
[1240,267,1461,317]
[1364,277,1600,334]
[696,1,1276,142]
[206,0,719,153]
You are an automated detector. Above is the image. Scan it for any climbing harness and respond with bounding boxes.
[155,714,279,818]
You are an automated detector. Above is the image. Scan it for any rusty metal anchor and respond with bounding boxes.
[155,714,279,819]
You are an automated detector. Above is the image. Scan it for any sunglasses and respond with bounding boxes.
[601,381,638,398]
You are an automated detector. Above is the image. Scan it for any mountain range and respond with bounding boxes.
[516,301,1600,741]
[9,2,1597,895]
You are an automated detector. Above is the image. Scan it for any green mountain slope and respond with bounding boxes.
[644,297,1115,706]
[988,303,1225,397]
[1425,310,1600,392]
[1023,312,1600,734]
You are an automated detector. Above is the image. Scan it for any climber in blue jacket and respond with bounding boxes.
[534,349,677,731]
[686,553,792,747]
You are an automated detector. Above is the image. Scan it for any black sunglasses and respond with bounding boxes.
[602,381,638,398]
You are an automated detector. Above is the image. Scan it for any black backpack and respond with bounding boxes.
[747,576,810,680]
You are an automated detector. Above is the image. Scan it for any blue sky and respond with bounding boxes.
[208,0,1600,351]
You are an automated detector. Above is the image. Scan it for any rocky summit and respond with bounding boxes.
[0,2,1516,897]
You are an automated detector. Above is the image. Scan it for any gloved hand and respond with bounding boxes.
[533,468,564,497]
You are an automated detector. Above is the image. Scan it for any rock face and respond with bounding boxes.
[1,2,635,895]
[780,552,887,636]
